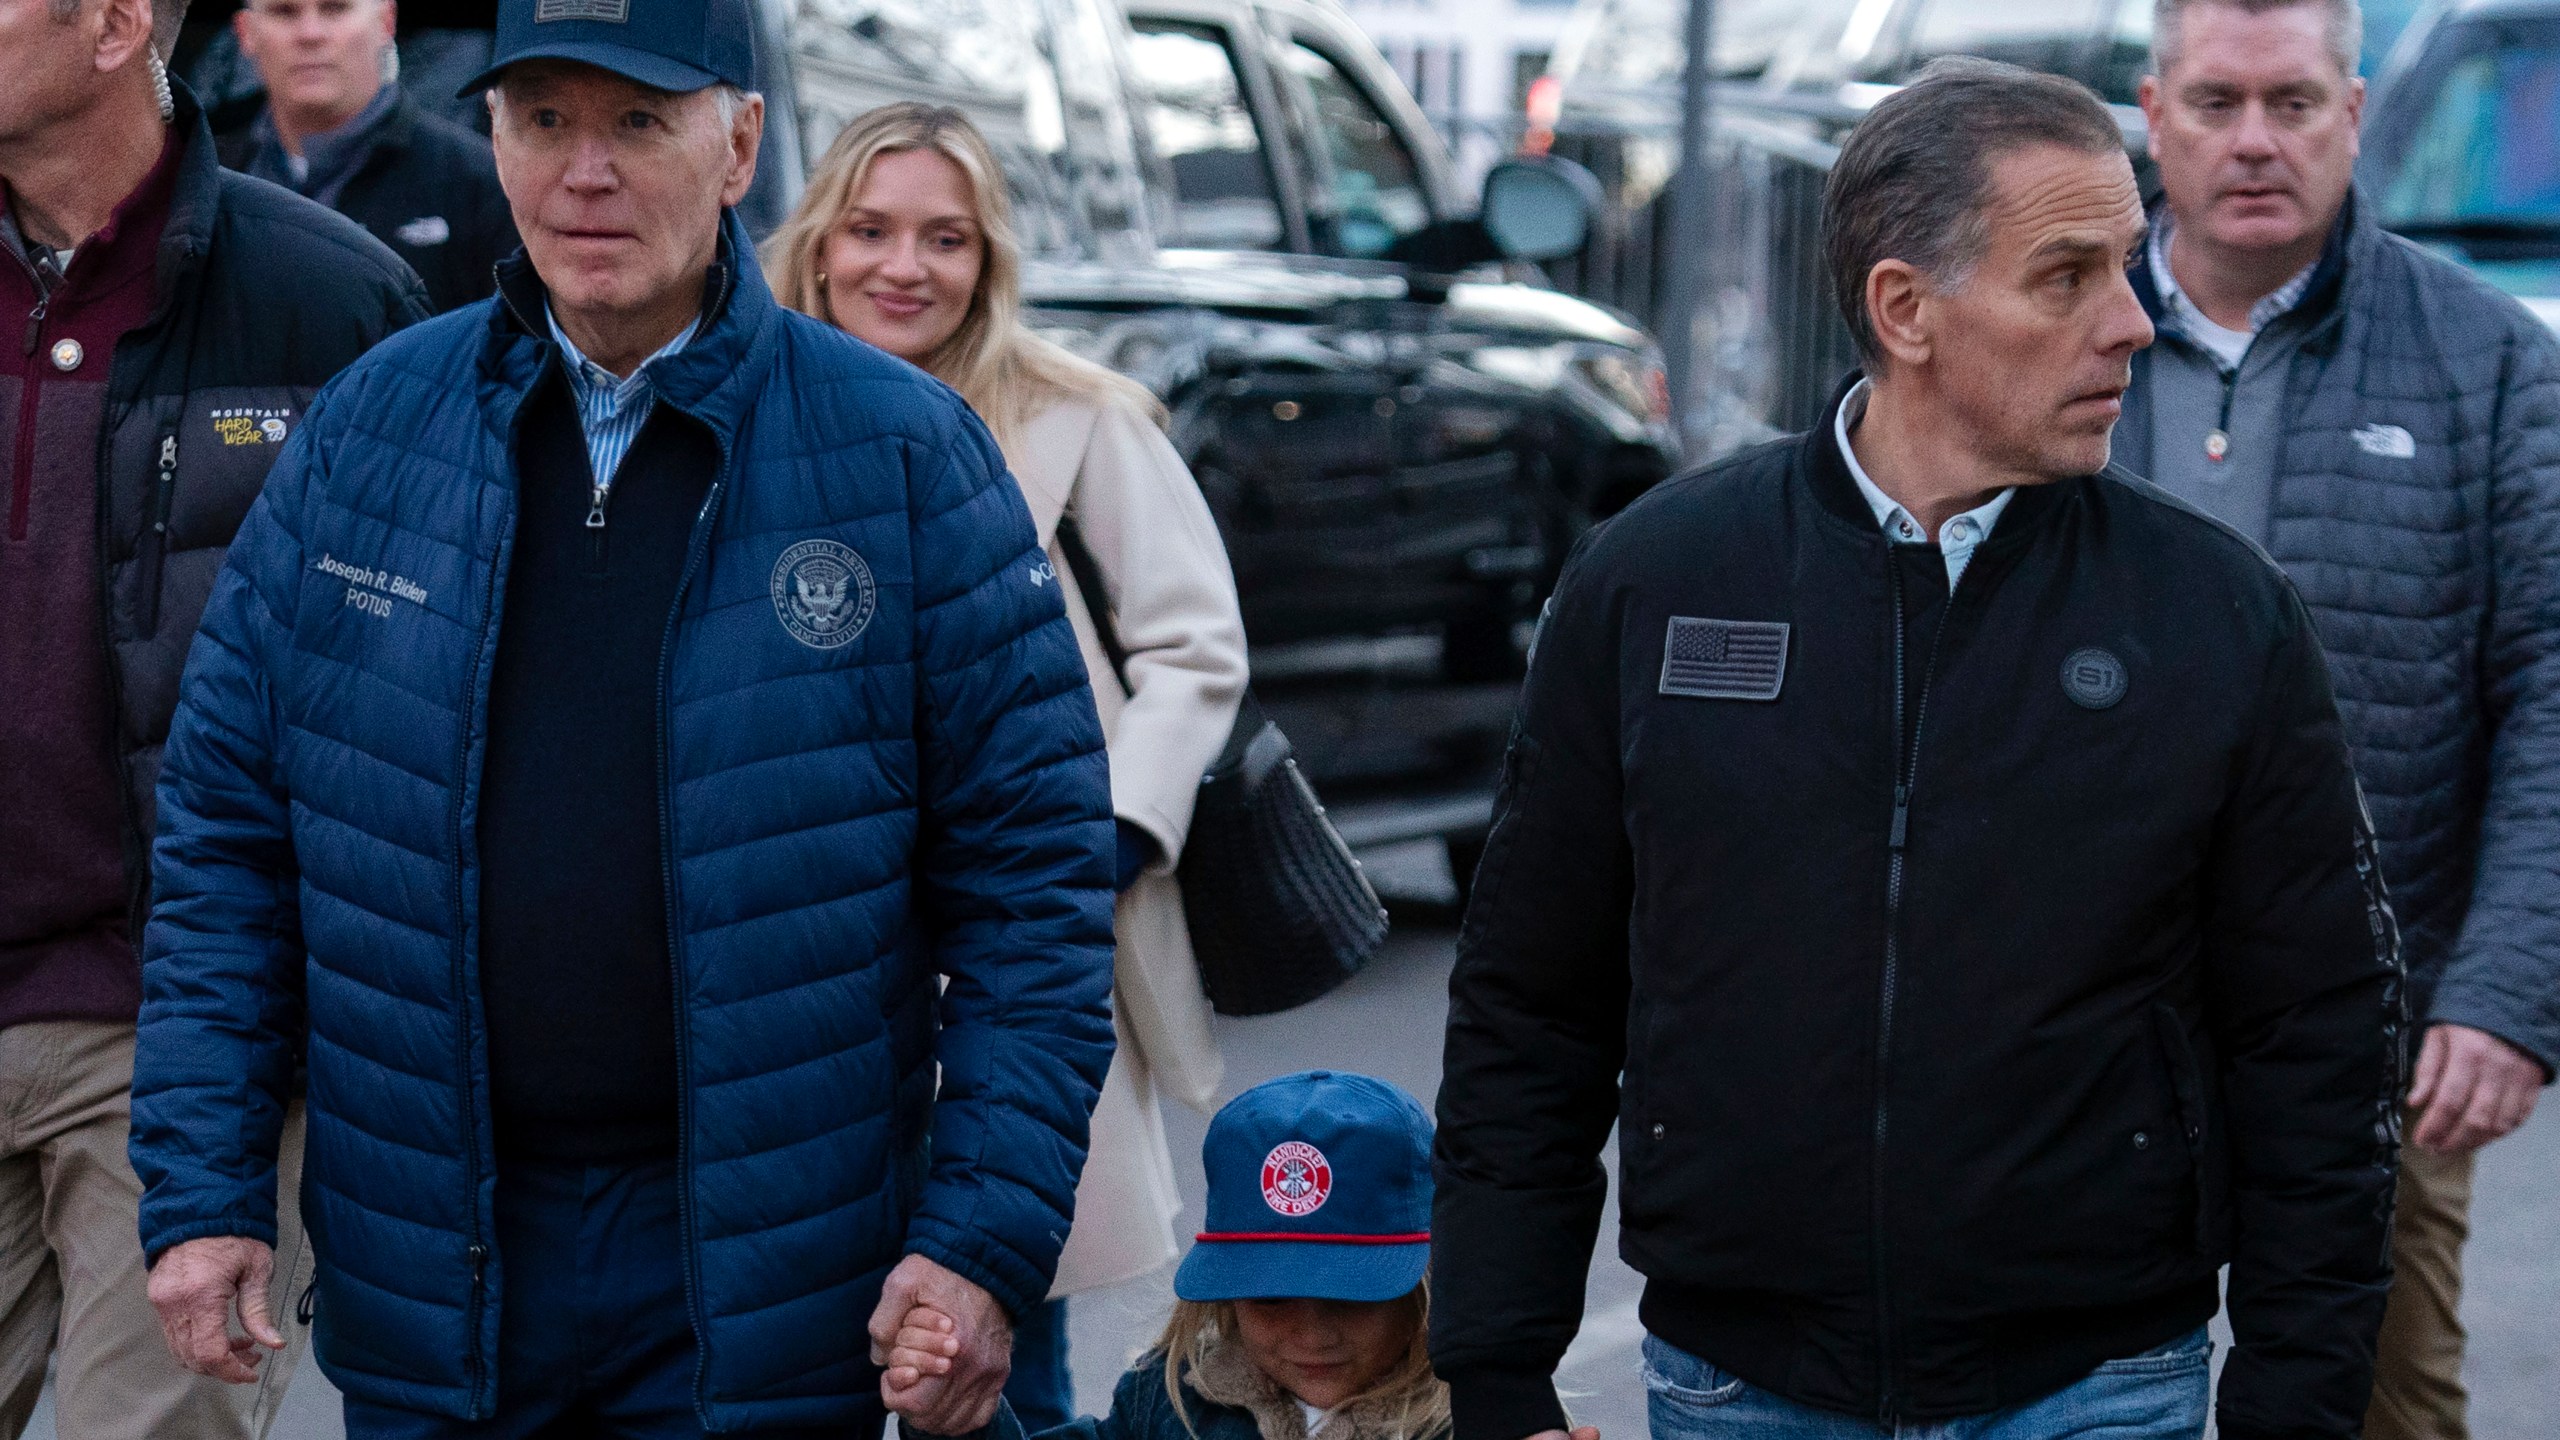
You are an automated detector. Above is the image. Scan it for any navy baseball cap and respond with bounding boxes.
[458,0,756,98]
[1175,1072,1433,1305]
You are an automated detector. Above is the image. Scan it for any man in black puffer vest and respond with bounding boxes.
[0,0,424,1431]
[1432,60,2402,1440]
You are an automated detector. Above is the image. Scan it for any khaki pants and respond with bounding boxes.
[2366,1137,2476,1440]
[0,1020,312,1440]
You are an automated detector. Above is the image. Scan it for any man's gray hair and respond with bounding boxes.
[2152,0,2363,78]
[1822,57,2125,370]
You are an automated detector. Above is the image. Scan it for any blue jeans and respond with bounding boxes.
[342,1155,871,1439]
[1642,1330,2211,1440]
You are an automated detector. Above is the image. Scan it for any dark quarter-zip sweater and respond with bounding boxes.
[0,138,178,1029]
[1433,380,2405,1440]
[476,363,713,1162]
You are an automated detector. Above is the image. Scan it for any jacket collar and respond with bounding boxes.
[243,83,406,200]
[2132,187,2369,357]
[1799,371,2077,553]
[127,79,227,330]
[487,206,778,442]
[1182,1338,1450,1440]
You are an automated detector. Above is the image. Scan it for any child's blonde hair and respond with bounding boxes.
[761,102,1164,455]
[1152,1283,1450,1440]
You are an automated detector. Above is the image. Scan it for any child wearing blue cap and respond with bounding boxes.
[889,1071,1551,1440]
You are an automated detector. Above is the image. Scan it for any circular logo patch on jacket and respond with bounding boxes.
[2061,647,2128,710]
[1261,1141,1332,1217]
[771,539,877,650]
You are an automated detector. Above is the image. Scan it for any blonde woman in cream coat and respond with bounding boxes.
[766,103,1246,1424]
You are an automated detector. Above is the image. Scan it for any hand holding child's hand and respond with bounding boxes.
[869,1254,1012,1432]
[1525,1427,1601,1440]
[883,1302,962,1390]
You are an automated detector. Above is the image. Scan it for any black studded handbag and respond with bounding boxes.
[1055,516,1388,1017]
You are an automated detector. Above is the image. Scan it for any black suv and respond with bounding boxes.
[180,0,1678,856]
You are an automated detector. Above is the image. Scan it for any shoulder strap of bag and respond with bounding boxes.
[1053,514,1133,699]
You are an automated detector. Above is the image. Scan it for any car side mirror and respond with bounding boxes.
[1478,156,1603,262]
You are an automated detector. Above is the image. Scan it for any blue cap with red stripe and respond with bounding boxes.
[1175,1071,1432,1304]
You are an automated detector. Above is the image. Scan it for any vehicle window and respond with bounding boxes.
[1127,20,1288,250]
[1276,40,1431,260]
[1551,0,1838,93]
[1883,0,2114,89]
[2379,39,2560,229]
[792,0,1152,261]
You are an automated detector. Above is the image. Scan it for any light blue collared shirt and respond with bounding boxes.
[1836,379,2013,589]
[545,304,700,515]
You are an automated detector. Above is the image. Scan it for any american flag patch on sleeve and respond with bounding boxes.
[1659,617,1790,701]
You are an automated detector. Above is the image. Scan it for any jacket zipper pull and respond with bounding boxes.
[468,1242,489,1282]
[21,296,47,357]
[1889,784,1911,851]
[156,435,179,530]
[585,482,609,529]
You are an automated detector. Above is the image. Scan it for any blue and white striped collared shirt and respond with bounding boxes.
[544,304,701,522]
[2146,213,2318,372]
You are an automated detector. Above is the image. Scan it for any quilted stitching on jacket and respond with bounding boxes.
[2127,196,2560,1075]
[132,221,1118,1429]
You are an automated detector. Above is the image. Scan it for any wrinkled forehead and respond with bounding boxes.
[244,0,387,15]
[1979,143,2147,263]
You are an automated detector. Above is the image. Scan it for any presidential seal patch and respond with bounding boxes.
[771,539,877,650]
[1261,1141,1332,1218]
[2061,647,2128,710]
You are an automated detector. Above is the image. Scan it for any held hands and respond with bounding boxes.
[147,1236,285,1384]
[870,1254,1012,1433]
[1524,1429,1602,1440]
[882,1301,964,1389]
[2408,1023,2548,1154]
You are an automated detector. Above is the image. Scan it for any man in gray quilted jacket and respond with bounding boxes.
[2127,2,2560,1436]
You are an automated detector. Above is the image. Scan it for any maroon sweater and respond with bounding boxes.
[0,137,178,1029]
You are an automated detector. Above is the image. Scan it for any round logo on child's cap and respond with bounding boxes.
[1261,1141,1332,1218]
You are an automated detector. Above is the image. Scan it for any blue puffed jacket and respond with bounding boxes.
[128,213,1118,1431]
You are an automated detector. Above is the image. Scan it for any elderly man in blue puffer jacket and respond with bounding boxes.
[122,0,1115,1434]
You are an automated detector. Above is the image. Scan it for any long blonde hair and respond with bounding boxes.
[764,103,1164,454]
[1154,1285,1451,1440]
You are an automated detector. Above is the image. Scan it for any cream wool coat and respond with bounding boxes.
[1007,392,1247,1296]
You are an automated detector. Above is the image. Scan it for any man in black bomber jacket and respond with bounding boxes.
[1429,60,2403,1440]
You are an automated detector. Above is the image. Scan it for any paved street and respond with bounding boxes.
[32,842,2559,1437]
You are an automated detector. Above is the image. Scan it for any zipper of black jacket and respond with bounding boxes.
[1874,547,1953,1425]
[659,470,725,1428]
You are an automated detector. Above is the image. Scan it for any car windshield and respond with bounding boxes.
[790,0,1154,261]
[1552,0,1839,95]
[2379,29,2560,235]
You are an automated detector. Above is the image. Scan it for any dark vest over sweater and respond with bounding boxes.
[476,368,712,1161]
[0,138,178,1028]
